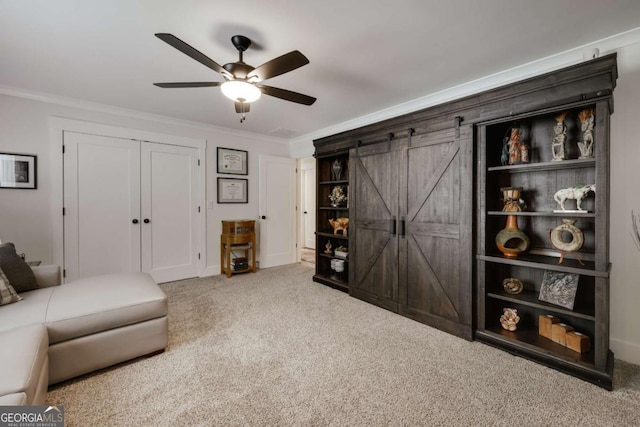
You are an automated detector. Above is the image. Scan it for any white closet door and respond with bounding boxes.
[141,142,199,283]
[259,155,297,268]
[63,132,141,282]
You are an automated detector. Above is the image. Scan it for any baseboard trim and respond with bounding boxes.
[201,266,220,277]
[611,337,640,365]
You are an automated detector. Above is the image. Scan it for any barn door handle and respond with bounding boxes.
[390,217,396,235]
[143,218,150,224]
[260,215,267,220]
[132,219,139,224]
[399,218,406,237]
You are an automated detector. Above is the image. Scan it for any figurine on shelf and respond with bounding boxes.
[500,308,520,331]
[551,112,568,161]
[553,184,595,212]
[577,108,595,159]
[329,217,349,236]
[324,240,332,254]
[331,159,343,181]
[501,187,526,212]
[507,128,521,165]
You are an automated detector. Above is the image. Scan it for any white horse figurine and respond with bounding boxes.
[553,184,596,212]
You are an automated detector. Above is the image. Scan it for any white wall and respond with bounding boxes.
[609,42,640,365]
[0,95,289,274]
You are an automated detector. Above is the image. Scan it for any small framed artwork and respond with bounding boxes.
[538,270,580,310]
[0,153,37,189]
[217,147,248,175]
[217,178,248,203]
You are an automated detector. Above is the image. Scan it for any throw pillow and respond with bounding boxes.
[0,242,37,293]
[0,267,23,306]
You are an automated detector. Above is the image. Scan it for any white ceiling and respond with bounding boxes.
[2,1,640,141]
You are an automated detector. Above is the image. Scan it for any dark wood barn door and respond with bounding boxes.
[398,126,474,339]
[349,139,402,312]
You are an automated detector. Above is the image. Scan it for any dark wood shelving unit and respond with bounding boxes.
[475,57,616,389]
[312,148,351,293]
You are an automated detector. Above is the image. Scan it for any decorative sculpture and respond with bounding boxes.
[331,159,343,181]
[502,278,524,295]
[551,112,568,161]
[329,185,347,207]
[553,184,595,212]
[324,240,332,254]
[495,215,530,258]
[329,217,349,236]
[550,219,585,264]
[501,187,526,212]
[577,108,595,159]
[500,308,520,331]
[507,128,522,165]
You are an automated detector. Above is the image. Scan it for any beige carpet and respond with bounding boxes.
[48,264,640,426]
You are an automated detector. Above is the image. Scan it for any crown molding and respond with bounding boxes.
[0,84,289,145]
[289,26,640,156]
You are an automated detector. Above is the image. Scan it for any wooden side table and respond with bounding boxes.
[220,220,256,278]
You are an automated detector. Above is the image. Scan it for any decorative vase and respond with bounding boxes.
[331,159,343,181]
[495,215,530,258]
[501,187,526,212]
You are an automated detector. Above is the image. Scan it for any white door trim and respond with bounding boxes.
[49,117,206,281]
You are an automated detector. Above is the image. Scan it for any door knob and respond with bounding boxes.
[260,215,266,220]
[132,219,139,224]
[304,211,308,214]
[143,218,150,224]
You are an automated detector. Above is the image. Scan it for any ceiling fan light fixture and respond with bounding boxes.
[221,80,261,103]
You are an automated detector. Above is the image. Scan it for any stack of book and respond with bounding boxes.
[231,257,248,271]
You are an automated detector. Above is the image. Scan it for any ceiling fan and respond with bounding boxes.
[153,33,316,122]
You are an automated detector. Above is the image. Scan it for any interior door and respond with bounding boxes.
[349,138,402,312]
[302,163,316,249]
[258,155,297,268]
[399,125,473,339]
[63,132,141,282]
[141,142,199,283]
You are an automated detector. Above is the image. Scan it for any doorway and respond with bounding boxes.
[299,157,316,264]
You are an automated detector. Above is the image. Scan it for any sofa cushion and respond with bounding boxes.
[0,243,37,293]
[0,287,54,333]
[0,268,23,306]
[45,272,168,344]
[0,392,28,405]
[0,325,48,404]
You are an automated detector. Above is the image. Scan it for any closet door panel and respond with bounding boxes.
[63,132,141,282]
[141,142,199,283]
[349,144,401,312]
[400,126,473,339]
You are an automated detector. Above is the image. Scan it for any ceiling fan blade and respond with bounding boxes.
[248,51,309,82]
[258,84,316,105]
[155,33,228,76]
[154,82,222,88]
[234,102,250,114]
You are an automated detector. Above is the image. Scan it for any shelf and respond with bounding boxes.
[313,274,349,292]
[477,326,595,367]
[487,291,595,320]
[319,206,349,211]
[477,253,608,277]
[487,211,595,218]
[316,231,349,240]
[487,158,595,173]
[319,253,349,263]
[319,180,349,185]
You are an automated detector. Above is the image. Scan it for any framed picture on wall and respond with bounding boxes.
[0,153,37,189]
[217,147,248,175]
[217,178,248,203]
